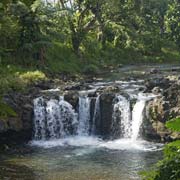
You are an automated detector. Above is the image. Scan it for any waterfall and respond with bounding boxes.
[33,97,78,140]
[77,96,91,136]
[131,99,146,141]
[112,95,131,138]
[34,97,46,140]
[131,96,149,141]
[46,99,63,139]
[112,94,149,141]
[91,95,101,134]
[33,91,153,142]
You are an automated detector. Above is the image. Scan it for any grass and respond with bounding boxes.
[0,65,47,93]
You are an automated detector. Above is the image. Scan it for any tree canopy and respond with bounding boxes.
[0,0,180,72]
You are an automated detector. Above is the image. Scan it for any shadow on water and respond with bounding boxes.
[0,162,37,180]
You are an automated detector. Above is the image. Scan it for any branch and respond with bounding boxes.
[83,16,96,32]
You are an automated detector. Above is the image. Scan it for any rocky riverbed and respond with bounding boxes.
[1,65,180,150]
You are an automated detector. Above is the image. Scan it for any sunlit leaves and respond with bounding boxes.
[166,0,180,48]
[166,118,180,132]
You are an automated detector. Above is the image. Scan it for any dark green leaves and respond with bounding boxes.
[0,101,17,118]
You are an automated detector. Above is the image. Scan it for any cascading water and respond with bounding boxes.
[32,77,157,153]
[33,97,78,140]
[112,95,131,138]
[131,98,146,141]
[34,97,46,140]
[77,95,91,136]
[33,93,151,141]
[112,93,150,141]
[46,99,63,139]
[91,95,100,134]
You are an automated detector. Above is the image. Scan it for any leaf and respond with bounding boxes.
[0,101,17,118]
[166,118,180,132]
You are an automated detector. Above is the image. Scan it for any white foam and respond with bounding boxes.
[100,139,163,151]
[30,136,163,152]
[30,136,102,148]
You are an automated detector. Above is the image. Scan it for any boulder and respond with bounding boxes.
[142,89,180,142]
[64,91,79,109]
[95,93,115,138]
[97,85,121,94]
[145,77,171,93]
[152,87,162,95]
[150,68,159,74]
[0,92,34,145]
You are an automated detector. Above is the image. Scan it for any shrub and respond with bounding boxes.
[19,70,47,84]
[83,64,99,74]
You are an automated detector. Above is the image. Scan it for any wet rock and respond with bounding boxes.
[64,91,79,109]
[0,92,34,144]
[97,85,121,94]
[150,68,159,74]
[0,119,8,132]
[95,93,115,138]
[145,77,171,92]
[142,89,180,142]
[141,98,169,142]
[163,83,180,107]
[34,80,54,90]
[64,82,91,91]
[152,87,161,95]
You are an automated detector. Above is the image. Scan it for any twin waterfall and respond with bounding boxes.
[33,91,150,142]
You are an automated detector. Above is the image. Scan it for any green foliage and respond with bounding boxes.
[0,0,180,73]
[46,42,81,74]
[0,65,26,94]
[142,117,180,180]
[0,65,47,118]
[19,70,47,84]
[83,64,99,74]
[166,118,180,132]
[0,65,48,96]
[166,0,180,48]
[0,101,17,119]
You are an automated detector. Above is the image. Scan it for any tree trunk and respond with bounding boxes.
[72,33,82,55]
[40,47,45,65]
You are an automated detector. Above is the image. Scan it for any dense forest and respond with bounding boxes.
[2,0,180,100]
[1,0,180,72]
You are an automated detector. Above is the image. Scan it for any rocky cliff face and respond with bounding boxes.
[142,77,180,142]
[0,93,34,145]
